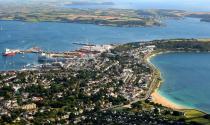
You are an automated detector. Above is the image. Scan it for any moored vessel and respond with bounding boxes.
[2,48,17,56]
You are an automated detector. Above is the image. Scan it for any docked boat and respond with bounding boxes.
[2,48,16,56]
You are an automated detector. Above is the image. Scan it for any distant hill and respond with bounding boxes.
[66,1,115,6]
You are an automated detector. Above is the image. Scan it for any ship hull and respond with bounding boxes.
[2,53,16,56]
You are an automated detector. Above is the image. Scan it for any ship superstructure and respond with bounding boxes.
[2,48,19,56]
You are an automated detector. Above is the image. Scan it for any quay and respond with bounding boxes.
[2,47,42,56]
[2,44,115,63]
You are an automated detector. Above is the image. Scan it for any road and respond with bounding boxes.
[102,53,159,110]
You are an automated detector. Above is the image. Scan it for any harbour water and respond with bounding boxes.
[1,18,210,70]
[151,52,210,113]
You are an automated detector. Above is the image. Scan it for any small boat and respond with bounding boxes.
[2,48,16,56]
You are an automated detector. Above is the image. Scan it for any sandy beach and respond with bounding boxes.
[147,51,190,110]
[151,90,187,110]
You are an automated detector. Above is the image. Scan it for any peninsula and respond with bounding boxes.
[1,3,210,27]
[1,39,210,124]
[0,4,162,27]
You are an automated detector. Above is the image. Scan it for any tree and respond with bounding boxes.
[131,102,142,109]
[172,111,182,116]
[1,115,12,123]
[153,108,159,114]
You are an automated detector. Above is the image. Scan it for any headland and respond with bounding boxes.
[1,3,210,27]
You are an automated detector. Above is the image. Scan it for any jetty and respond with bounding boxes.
[2,47,42,56]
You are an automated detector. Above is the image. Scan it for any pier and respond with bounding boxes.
[2,44,115,64]
[2,47,42,56]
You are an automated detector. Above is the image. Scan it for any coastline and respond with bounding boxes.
[146,51,190,110]
[0,19,160,28]
[151,90,188,110]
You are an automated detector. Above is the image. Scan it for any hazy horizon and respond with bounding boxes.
[0,0,210,11]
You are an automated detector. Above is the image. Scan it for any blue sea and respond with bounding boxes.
[151,52,210,113]
[1,17,210,70]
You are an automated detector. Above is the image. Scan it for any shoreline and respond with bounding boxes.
[146,51,191,110]
[0,19,161,28]
[151,90,189,110]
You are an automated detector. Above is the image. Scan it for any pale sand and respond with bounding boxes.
[148,52,190,110]
[151,90,188,110]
